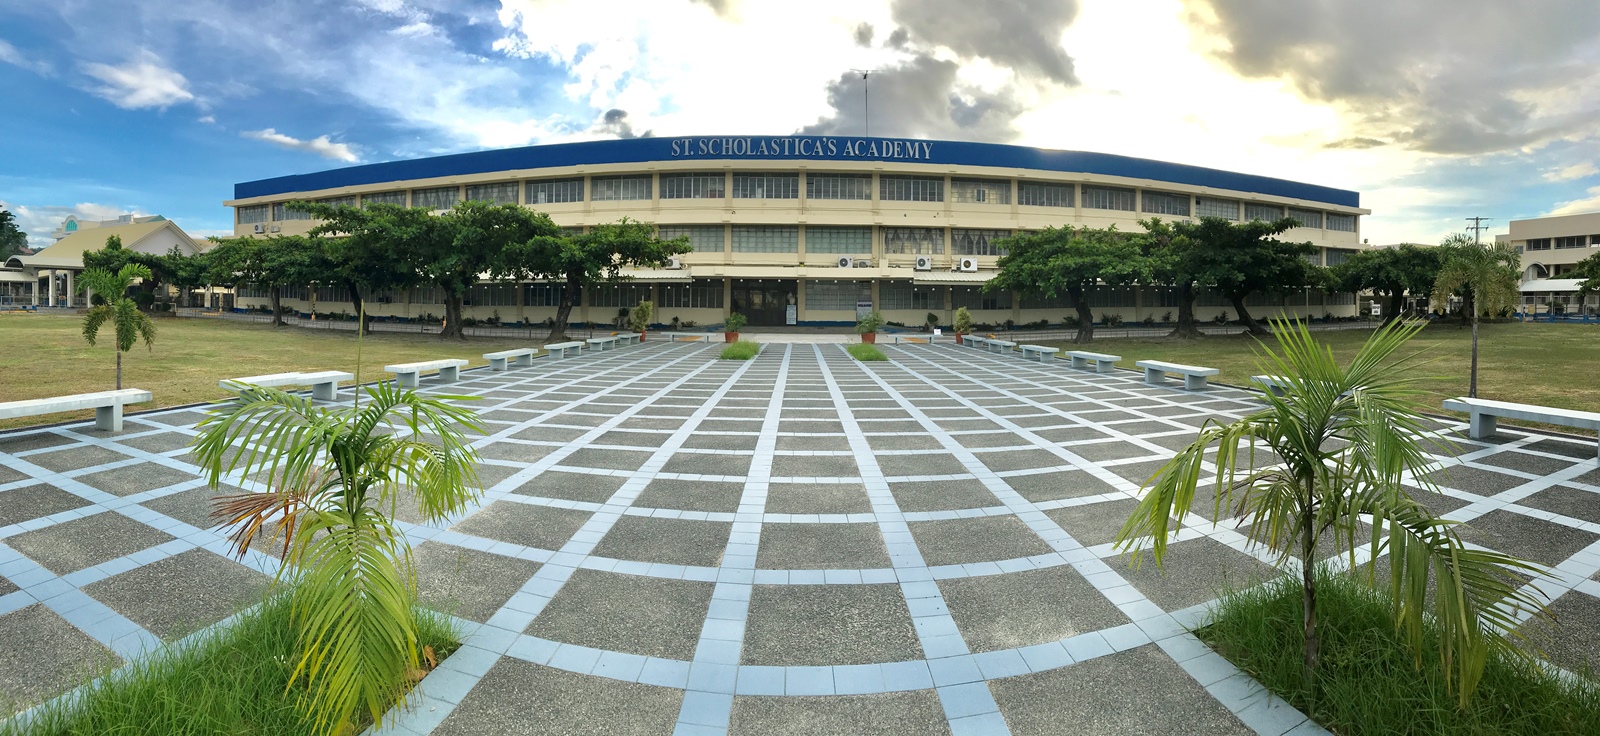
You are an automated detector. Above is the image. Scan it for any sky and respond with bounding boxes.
[2,0,1598,250]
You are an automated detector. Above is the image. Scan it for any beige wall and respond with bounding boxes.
[1505,211,1600,279]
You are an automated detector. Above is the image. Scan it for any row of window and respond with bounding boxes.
[648,225,1014,256]
[1525,235,1600,251]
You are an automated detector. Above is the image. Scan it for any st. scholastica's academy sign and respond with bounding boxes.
[668,136,933,161]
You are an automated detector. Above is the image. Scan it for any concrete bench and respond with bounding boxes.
[1137,360,1219,390]
[220,370,354,401]
[1065,350,1120,373]
[985,339,1017,355]
[384,359,468,388]
[483,348,536,372]
[586,336,620,351]
[660,332,711,343]
[1443,397,1600,459]
[546,341,584,359]
[963,336,989,349]
[617,332,642,345]
[1019,345,1059,362]
[0,388,153,431]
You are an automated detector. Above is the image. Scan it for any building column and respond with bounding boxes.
[64,270,74,308]
[30,275,39,306]
[47,270,57,307]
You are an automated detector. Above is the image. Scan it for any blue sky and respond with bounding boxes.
[3,0,1598,248]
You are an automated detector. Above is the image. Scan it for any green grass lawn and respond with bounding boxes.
[1038,323,1600,415]
[718,340,760,360]
[0,314,545,430]
[847,344,888,361]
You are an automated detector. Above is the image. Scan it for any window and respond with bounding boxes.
[466,284,518,307]
[658,225,725,253]
[413,186,459,211]
[1245,203,1284,221]
[660,173,725,199]
[731,225,798,253]
[1141,191,1190,216]
[236,284,270,299]
[313,286,352,304]
[1287,208,1323,229]
[732,173,799,199]
[235,204,267,224]
[589,284,651,308]
[523,284,575,307]
[1082,185,1135,211]
[805,226,872,254]
[561,226,585,236]
[1591,234,1600,246]
[1325,248,1358,266]
[316,196,356,208]
[951,229,1012,257]
[1326,213,1357,232]
[661,281,725,309]
[272,203,311,221]
[1196,197,1240,220]
[950,178,1011,204]
[592,175,652,201]
[465,182,518,205]
[880,175,944,202]
[1554,235,1587,249]
[882,227,944,255]
[952,287,1011,311]
[1019,293,1070,309]
[1525,238,1551,251]
[804,281,870,310]
[409,287,442,304]
[878,281,941,310]
[526,178,584,204]
[1087,287,1136,308]
[806,173,871,200]
[362,191,406,208]
[1019,182,1073,207]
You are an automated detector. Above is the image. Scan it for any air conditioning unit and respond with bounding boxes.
[665,256,684,270]
[269,225,281,233]
[252,224,265,234]
[914,256,934,271]
[851,258,873,268]
[837,256,854,268]
[956,257,979,273]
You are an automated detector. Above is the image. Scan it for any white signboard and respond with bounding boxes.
[785,304,797,325]
[1370,303,1381,317]
[856,299,874,320]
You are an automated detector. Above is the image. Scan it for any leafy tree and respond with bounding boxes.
[1571,251,1600,303]
[78,264,157,389]
[988,226,1145,343]
[1135,218,1205,338]
[1118,319,1547,703]
[1181,216,1319,336]
[0,209,27,259]
[207,235,329,326]
[299,202,420,335]
[439,201,561,339]
[83,235,174,306]
[194,381,481,734]
[1431,234,1520,398]
[1329,244,1444,325]
[498,218,690,341]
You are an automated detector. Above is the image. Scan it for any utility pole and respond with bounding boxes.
[850,69,882,137]
[1465,216,1492,244]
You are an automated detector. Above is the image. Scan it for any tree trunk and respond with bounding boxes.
[1070,287,1095,344]
[1228,293,1269,336]
[1469,311,1480,398]
[346,281,369,336]
[1459,289,1475,327]
[1168,283,1203,339]
[1301,512,1320,690]
[441,289,466,340]
[1384,291,1405,325]
[547,274,582,342]
[115,350,122,391]
[269,287,284,327]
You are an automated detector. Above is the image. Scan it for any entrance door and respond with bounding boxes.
[730,281,796,327]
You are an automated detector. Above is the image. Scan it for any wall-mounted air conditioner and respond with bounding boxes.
[269,225,281,233]
[252,224,265,234]
[665,256,684,270]
[837,256,854,268]
[914,256,933,271]
[956,257,979,272]
[851,258,873,268]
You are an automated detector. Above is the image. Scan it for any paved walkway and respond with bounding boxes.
[1,342,1597,734]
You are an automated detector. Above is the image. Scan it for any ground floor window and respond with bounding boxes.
[661,281,724,309]
[466,284,518,307]
[589,284,652,308]
[805,281,870,310]
[523,284,574,307]
[952,287,1011,311]
[879,281,941,310]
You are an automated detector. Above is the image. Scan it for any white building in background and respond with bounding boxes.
[0,218,205,308]
[1500,211,1600,315]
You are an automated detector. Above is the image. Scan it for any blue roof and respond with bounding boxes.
[234,135,1360,208]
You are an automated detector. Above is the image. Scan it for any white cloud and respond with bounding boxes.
[0,39,51,75]
[1544,161,1598,182]
[242,128,359,162]
[1547,186,1600,217]
[80,51,194,109]
[0,200,145,249]
[197,114,216,124]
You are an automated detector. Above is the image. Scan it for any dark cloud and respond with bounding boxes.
[890,0,1079,85]
[798,55,1022,142]
[1186,0,1600,155]
[599,109,651,139]
[886,27,909,49]
[853,22,874,48]
[1324,137,1387,150]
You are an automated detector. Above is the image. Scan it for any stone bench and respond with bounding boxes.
[985,338,1017,354]
[1065,350,1120,373]
[1137,360,1219,390]
[546,341,584,358]
[1443,397,1600,459]
[483,348,536,372]
[220,370,354,401]
[586,335,620,351]
[961,335,988,349]
[617,332,642,345]
[1019,345,1059,362]
[384,359,468,388]
[0,388,153,431]
[660,332,711,342]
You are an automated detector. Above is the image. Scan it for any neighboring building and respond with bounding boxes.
[0,218,203,307]
[1502,211,1600,315]
[225,135,1369,327]
[49,213,167,242]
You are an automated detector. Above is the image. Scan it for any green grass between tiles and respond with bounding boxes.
[4,592,459,736]
[846,344,887,361]
[1197,567,1600,735]
[718,340,760,360]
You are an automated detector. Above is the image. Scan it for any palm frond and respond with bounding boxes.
[81,305,112,346]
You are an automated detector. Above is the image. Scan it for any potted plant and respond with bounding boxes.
[724,312,747,343]
[856,310,885,344]
[953,306,973,344]
[924,312,940,333]
[629,300,654,340]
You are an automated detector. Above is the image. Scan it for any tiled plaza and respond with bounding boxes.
[1,340,1598,734]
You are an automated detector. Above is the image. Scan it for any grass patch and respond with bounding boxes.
[3,591,459,735]
[1198,567,1600,735]
[847,344,888,361]
[718,340,760,360]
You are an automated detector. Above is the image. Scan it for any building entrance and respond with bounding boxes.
[730,280,797,327]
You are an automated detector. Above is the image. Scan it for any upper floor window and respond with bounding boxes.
[237,205,268,224]
[592,175,652,201]
[316,196,356,208]
[731,225,798,253]
[361,191,407,208]
[1018,182,1073,207]
[1141,191,1190,216]
[1196,197,1240,220]
[273,203,312,221]
[1526,238,1551,251]
[465,182,518,205]
[1082,185,1135,211]
[883,227,944,254]
[733,173,799,199]
[806,173,871,200]
[1326,213,1357,232]
[1554,235,1587,249]
[950,178,1011,204]
[412,186,459,211]
[880,175,944,202]
[1244,203,1284,221]
[658,225,725,253]
[805,226,872,254]
[1286,208,1323,229]
[951,229,1011,257]
[1325,248,1358,266]
[660,173,725,199]
[527,178,583,205]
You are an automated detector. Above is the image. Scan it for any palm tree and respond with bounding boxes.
[1431,233,1520,398]
[192,381,482,734]
[79,264,157,390]
[1116,319,1547,703]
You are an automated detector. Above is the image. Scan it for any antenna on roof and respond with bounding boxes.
[849,69,884,137]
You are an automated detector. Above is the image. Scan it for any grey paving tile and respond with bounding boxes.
[941,565,1130,653]
[24,445,131,473]
[1112,537,1279,611]
[526,569,713,660]
[433,658,683,736]
[1422,465,1529,495]
[0,604,121,712]
[757,523,890,570]
[561,448,653,471]
[1044,498,1141,547]
[1033,426,1114,444]
[908,516,1054,567]
[510,425,588,443]
[771,454,858,478]
[682,434,760,451]
[76,463,199,497]
[730,692,951,735]
[451,501,591,552]
[1460,510,1600,568]
[743,584,921,666]
[1518,485,1600,525]
[511,470,627,503]
[477,441,557,464]
[83,548,269,641]
[8,512,177,575]
[765,482,873,515]
[0,432,75,455]
[864,435,945,451]
[0,484,91,528]
[593,516,731,567]
[1474,450,1580,476]
[976,449,1073,473]
[1005,470,1121,503]
[415,542,542,623]
[113,431,196,455]
[1521,438,1598,460]
[662,453,753,477]
[889,479,1000,512]
[635,478,745,513]
[878,453,967,477]
[1523,591,1600,677]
